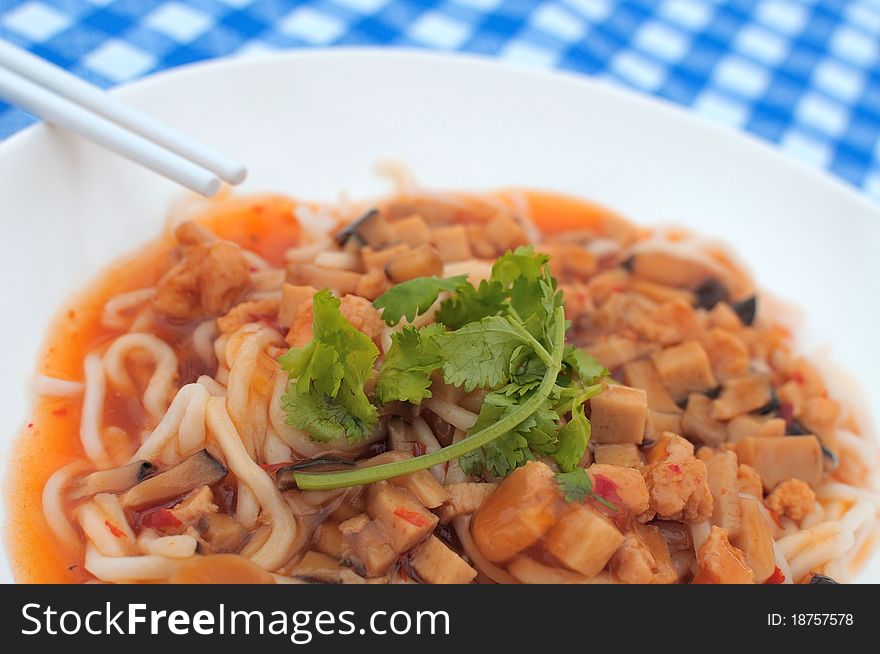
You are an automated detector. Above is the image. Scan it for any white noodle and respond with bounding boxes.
[31,374,84,398]
[192,320,218,368]
[101,288,156,329]
[206,397,298,570]
[103,333,178,424]
[143,535,198,559]
[197,374,227,397]
[80,354,110,467]
[42,461,89,550]
[411,416,446,482]
[132,383,208,462]
[422,396,478,431]
[84,544,178,583]
[777,521,855,582]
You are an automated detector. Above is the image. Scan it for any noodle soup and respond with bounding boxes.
[6,187,878,584]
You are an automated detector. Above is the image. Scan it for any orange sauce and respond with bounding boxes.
[3,188,628,583]
[4,194,302,583]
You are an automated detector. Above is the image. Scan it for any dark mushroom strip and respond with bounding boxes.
[335,208,397,249]
[693,279,729,310]
[291,551,366,584]
[732,295,758,326]
[120,450,227,509]
[69,460,158,500]
[809,573,840,584]
[275,458,356,491]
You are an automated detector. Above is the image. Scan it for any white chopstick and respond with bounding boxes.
[0,40,246,196]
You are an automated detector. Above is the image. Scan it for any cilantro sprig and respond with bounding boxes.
[283,246,608,490]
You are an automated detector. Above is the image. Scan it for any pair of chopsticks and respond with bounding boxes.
[0,40,246,196]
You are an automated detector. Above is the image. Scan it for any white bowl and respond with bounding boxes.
[1,48,877,583]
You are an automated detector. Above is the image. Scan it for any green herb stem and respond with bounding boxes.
[294,306,566,491]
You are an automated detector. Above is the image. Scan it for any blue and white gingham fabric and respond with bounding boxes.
[2,0,880,200]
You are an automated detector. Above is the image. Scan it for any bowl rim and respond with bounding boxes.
[1,46,878,217]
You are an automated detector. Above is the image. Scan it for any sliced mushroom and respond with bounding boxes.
[291,551,366,584]
[70,460,158,500]
[120,450,227,509]
[335,209,397,249]
[275,458,356,492]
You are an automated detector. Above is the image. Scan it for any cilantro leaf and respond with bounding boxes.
[376,324,444,404]
[434,316,531,392]
[553,401,591,472]
[491,246,548,286]
[373,275,468,326]
[563,346,609,383]
[556,469,592,503]
[436,279,508,330]
[279,290,379,443]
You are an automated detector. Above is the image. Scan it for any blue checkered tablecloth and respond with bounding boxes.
[1,0,879,201]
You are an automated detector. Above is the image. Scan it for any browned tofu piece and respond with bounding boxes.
[485,214,528,251]
[543,503,624,578]
[589,464,649,515]
[278,283,317,328]
[465,224,498,259]
[431,225,472,262]
[361,243,410,272]
[471,461,560,563]
[589,383,647,444]
[651,341,718,401]
[410,536,477,584]
[587,337,639,370]
[693,526,753,584]
[562,245,598,279]
[347,519,399,578]
[628,278,694,305]
[611,524,678,584]
[313,522,347,560]
[702,327,749,381]
[390,469,449,509]
[437,482,497,524]
[622,359,681,413]
[711,375,772,420]
[682,393,727,446]
[727,414,786,442]
[733,497,776,583]
[734,436,823,491]
[392,214,432,247]
[705,451,743,538]
[630,249,715,289]
[645,410,683,443]
[366,482,438,554]
[593,443,642,468]
[287,264,362,296]
[385,244,444,283]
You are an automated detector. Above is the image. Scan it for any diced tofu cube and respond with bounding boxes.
[390,469,449,509]
[471,461,560,563]
[563,245,598,279]
[313,522,346,560]
[630,249,716,288]
[711,374,772,420]
[702,328,749,381]
[361,243,410,272]
[410,536,477,584]
[727,415,786,443]
[392,214,432,247]
[682,393,727,446]
[645,410,683,443]
[287,264,362,296]
[651,341,717,401]
[587,337,639,370]
[437,482,497,524]
[589,383,647,444]
[431,225,473,262]
[485,214,528,251]
[465,224,497,259]
[734,436,823,491]
[349,519,399,578]
[278,284,317,328]
[366,482,438,553]
[705,451,743,538]
[623,359,681,413]
[543,504,624,578]
[385,244,443,283]
[593,444,642,468]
